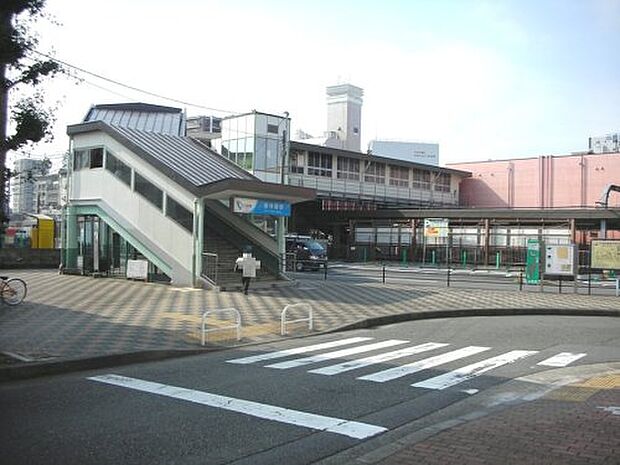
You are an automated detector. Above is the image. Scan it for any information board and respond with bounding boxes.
[544,244,577,276]
[424,218,449,238]
[591,240,620,270]
[127,259,149,280]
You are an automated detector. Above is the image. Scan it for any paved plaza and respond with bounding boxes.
[1,269,619,365]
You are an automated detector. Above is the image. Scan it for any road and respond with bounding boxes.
[1,315,619,465]
[300,262,620,296]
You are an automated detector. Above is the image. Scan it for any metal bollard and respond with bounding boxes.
[324,261,328,280]
[447,267,451,287]
[519,271,523,291]
[382,264,386,284]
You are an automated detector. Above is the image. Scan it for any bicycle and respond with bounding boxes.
[0,276,27,305]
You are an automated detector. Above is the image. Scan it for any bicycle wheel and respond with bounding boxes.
[2,278,27,305]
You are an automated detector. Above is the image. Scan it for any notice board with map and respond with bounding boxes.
[590,240,620,270]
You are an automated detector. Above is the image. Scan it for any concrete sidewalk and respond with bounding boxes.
[1,269,619,379]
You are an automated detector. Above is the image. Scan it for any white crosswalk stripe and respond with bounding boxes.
[358,346,491,383]
[225,338,588,392]
[537,352,587,367]
[226,337,374,365]
[412,350,538,390]
[308,342,449,376]
[266,340,410,370]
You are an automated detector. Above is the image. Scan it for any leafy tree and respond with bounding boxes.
[1,0,61,238]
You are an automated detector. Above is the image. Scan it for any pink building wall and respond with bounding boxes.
[449,152,620,208]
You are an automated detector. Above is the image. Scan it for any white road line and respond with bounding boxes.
[226,337,374,365]
[88,374,387,440]
[537,352,587,367]
[266,340,410,370]
[308,342,449,376]
[412,350,538,390]
[358,346,490,383]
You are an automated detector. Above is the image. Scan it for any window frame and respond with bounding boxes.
[289,151,305,174]
[307,151,332,177]
[389,165,409,187]
[412,169,431,190]
[364,161,386,184]
[434,172,451,193]
[337,156,360,181]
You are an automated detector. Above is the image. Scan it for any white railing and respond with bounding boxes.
[201,308,241,345]
[280,303,313,335]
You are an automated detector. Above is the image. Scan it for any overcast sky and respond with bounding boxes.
[10,0,620,168]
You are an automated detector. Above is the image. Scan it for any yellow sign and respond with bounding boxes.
[591,240,620,270]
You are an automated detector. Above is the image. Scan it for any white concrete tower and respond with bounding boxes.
[326,84,364,152]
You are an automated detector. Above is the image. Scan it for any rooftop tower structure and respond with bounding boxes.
[326,84,363,152]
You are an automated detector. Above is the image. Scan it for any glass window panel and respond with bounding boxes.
[254,137,267,170]
[412,169,431,189]
[105,151,131,186]
[134,172,163,210]
[389,165,409,187]
[90,148,103,168]
[337,156,360,180]
[265,138,279,170]
[308,152,332,177]
[166,196,193,233]
[290,151,305,174]
[364,162,386,184]
[73,150,89,170]
[434,173,451,192]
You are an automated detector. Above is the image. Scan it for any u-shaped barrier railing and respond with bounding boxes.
[281,303,313,335]
[201,308,241,345]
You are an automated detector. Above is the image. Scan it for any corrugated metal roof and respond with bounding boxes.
[109,124,255,187]
[67,121,316,203]
[84,103,185,136]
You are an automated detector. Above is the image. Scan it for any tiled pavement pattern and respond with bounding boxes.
[377,377,620,465]
[1,269,620,362]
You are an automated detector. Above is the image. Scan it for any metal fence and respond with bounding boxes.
[297,261,619,297]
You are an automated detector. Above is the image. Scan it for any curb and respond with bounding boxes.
[328,307,620,333]
[0,349,210,383]
[2,307,618,383]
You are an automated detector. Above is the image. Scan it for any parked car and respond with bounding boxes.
[286,235,328,271]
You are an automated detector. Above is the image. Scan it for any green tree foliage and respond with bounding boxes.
[1,0,61,231]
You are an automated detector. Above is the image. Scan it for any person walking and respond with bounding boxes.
[234,246,260,295]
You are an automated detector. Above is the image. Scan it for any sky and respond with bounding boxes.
[8,0,620,170]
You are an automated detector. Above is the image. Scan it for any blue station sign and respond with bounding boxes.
[232,197,291,217]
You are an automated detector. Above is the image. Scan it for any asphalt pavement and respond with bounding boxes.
[1,316,618,465]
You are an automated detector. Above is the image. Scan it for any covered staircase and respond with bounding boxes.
[201,200,290,291]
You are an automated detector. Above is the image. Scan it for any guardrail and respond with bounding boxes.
[201,308,241,345]
[281,303,313,335]
[201,252,219,284]
[318,263,620,297]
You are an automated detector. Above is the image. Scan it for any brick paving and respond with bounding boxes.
[1,269,619,362]
[377,386,620,465]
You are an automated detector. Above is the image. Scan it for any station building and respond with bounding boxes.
[62,98,620,285]
[62,103,314,287]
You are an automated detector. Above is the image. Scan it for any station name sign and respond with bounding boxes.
[232,197,291,217]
